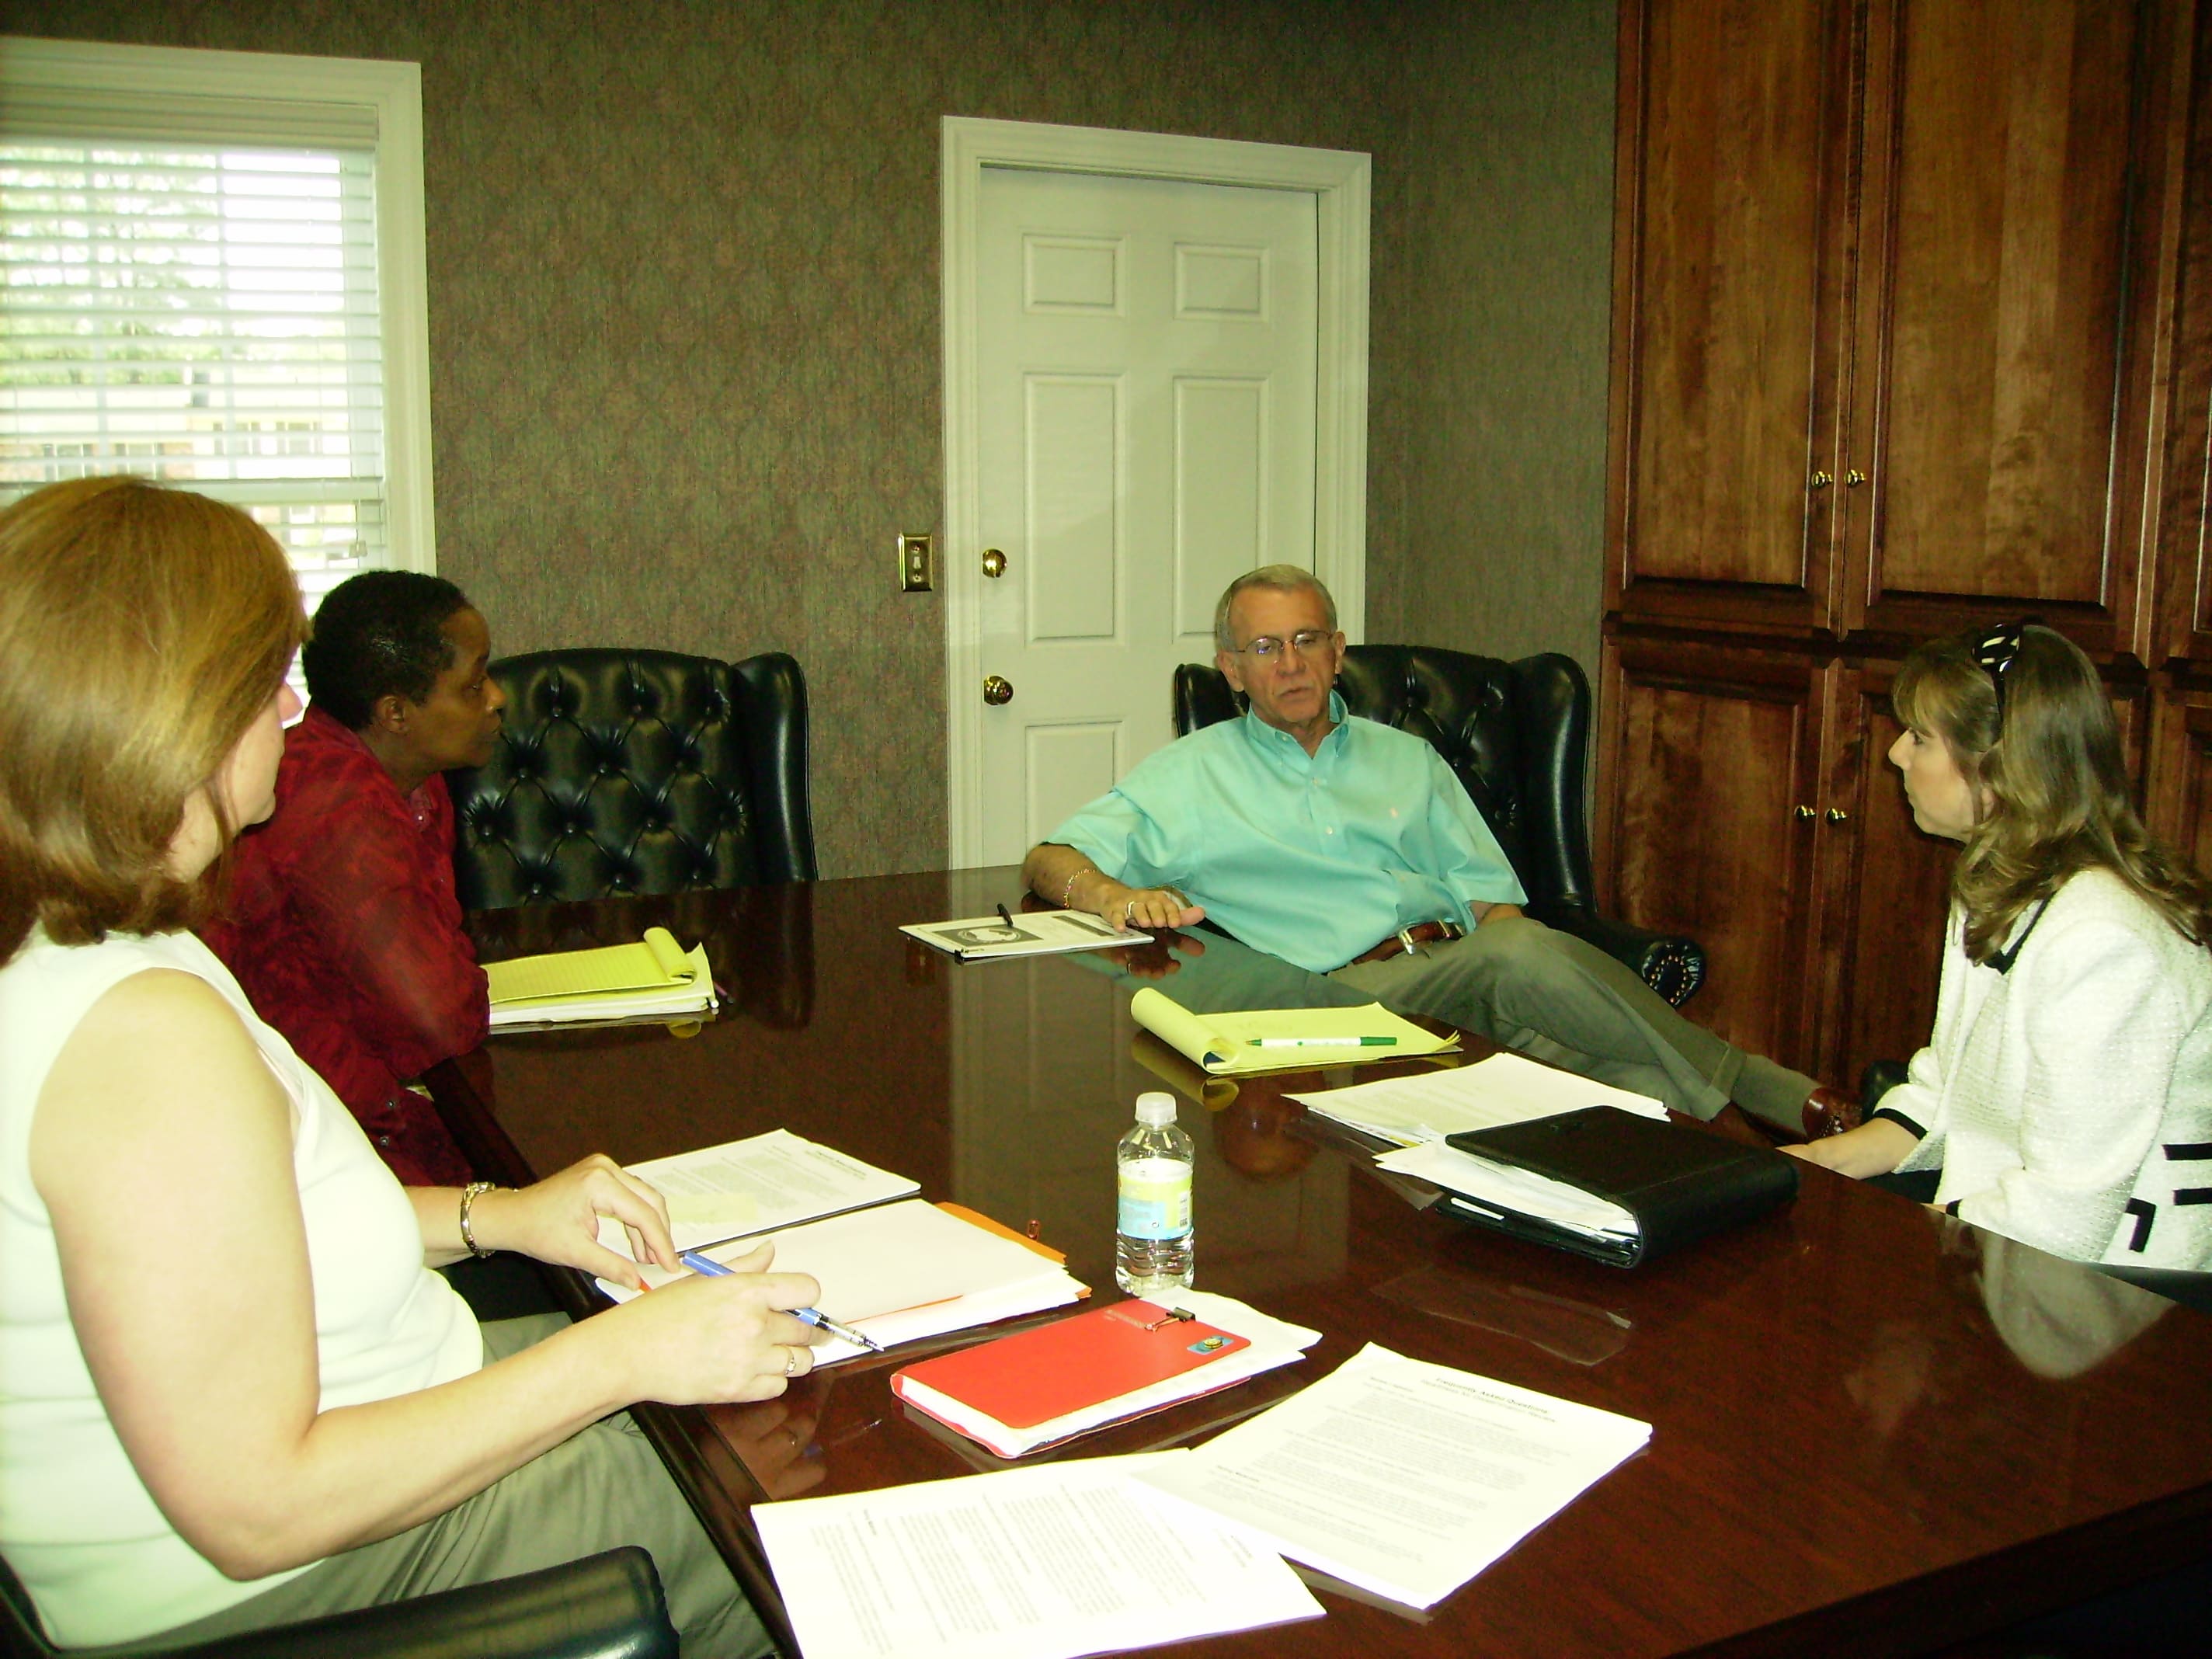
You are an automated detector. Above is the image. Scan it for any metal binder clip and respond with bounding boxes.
[1143,1307,1197,1330]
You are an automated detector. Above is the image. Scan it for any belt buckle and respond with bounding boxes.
[1394,924,1421,958]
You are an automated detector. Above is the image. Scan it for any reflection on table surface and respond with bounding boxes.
[430,869,2212,1659]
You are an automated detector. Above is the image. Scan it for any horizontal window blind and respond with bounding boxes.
[0,131,388,588]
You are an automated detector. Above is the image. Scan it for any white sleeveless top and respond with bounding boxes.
[0,927,482,1647]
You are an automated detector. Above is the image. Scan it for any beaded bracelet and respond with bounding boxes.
[458,1181,499,1258]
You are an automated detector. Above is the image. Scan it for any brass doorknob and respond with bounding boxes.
[1809,471,1833,489]
[982,548,1007,578]
[1827,807,1849,823]
[983,674,1014,706]
[1795,805,1815,819]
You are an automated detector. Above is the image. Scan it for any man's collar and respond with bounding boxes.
[1237,689,1348,750]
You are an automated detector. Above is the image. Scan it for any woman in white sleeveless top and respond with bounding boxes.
[0,478,812,1653]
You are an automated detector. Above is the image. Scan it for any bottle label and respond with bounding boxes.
[1118,1159,1191,1240]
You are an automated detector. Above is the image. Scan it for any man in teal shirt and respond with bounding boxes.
[1023,565,1821,1132]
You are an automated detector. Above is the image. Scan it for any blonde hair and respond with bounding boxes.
[1892,624,2212,961]
[0,478,305,958]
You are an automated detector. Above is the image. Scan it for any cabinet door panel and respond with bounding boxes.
[1611,0,1851,625]
[2155,2,2212,664]
[1598,639,1824,1066]
[1854,0,2151,635]
[2148,685,2212,869]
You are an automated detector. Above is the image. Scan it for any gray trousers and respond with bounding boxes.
[1333,915,1817,1131]
[96,1313,771,1659]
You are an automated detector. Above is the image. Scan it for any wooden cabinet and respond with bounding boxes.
[1599,0,2207,1088]
[1599,638,1957,1085]
[1609,0,2193,655]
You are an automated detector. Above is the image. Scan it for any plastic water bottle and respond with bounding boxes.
[1115,1091,1195,1294]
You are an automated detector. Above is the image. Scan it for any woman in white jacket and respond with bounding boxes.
[1789,622,2212,1269]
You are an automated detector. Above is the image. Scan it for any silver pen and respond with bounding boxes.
[677,1250,885,1352]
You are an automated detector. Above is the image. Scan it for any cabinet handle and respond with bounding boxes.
[1827,807,1849,823]
[1795,805,1815,820]
[1809,471,1833,489]
[1845,469,1866,487]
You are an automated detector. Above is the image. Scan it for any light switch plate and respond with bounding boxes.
[899,533,934,593]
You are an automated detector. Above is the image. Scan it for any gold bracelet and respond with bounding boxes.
[1060,865,1088,909]
[458,1181,499,1258]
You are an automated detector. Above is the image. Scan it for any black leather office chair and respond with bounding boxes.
[0,1546,677,1659]
[1174,645,1706,1005]
[450,649,816,910]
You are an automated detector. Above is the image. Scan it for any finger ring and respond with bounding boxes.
[1125,899,1136,922]
[783,1347,799,1377]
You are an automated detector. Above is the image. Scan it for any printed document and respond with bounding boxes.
[595,1129,918,1256]
[1294,1051,1665,1148]
[597,1198,1084,1361]
[1136,1343,1650,1609]
[753,1455,1323,1659]
[899,908,1133,962]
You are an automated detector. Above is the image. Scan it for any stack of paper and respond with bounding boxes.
[753,1456,1323,1659]
[484,926,714,1028]
[598,1198,1087,1363]
[1130,986,1457,1075]
[1294,1050,1666,1147]
[1374,1140,1638,1245]
[890,1291,1320,1459]
[1134,1344,1651,1609]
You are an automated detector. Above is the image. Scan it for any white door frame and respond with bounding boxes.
[941,115,1372,869]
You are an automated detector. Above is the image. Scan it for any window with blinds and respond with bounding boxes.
[0,40,433,607]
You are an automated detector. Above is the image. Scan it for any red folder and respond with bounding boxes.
[892,1299,1250,1429]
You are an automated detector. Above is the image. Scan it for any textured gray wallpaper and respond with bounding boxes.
[5,0,1616,877]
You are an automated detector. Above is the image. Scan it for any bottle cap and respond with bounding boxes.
[1134,1090,1177,1127]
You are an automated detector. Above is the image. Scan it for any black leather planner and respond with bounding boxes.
[1438,1106,1799,1268]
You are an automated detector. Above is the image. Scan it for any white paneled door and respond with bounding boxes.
[972,165,1318,865]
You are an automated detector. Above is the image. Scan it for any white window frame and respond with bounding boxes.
[0,35,436,572]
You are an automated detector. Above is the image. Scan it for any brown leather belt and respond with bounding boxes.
[1349,918,1466,966]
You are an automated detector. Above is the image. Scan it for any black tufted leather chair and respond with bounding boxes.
[1,1545,677,1659]
[450,650,816,911]
[1174,645,1706,1005]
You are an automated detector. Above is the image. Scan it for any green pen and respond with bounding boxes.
[1247,1036,1398,1048]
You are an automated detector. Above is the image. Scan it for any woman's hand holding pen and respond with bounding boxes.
[462,1153,680,1289]
[605,1241,823,1405]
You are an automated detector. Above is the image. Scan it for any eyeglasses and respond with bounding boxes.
[1229,629,1335,662]
[1971,617,2038,727]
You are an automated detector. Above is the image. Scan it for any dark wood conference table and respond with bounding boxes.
[425,868,2212,1658]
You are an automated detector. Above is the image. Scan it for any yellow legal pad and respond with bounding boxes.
[482,927,715,1027]
[1129,987,1456,1075]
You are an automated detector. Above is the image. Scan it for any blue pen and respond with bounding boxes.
[676,1250,885,1352]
